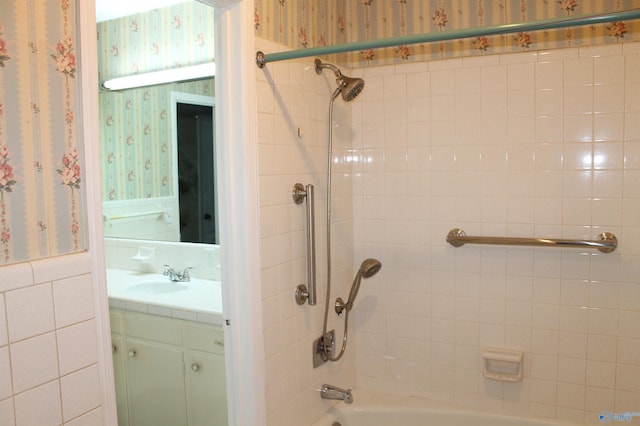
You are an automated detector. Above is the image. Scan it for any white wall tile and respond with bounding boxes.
[13,380,62,426]
[31,253,91,284]
[0,294,7,346]
[0,262,33,293]
[10,332,59,394]
[0,397,14,425]
[60,365,101,422]
[53,275,95,328]
[56,320,98,376]
[0,346,12,400]
[64,407,103,426]
[5,283,55,342]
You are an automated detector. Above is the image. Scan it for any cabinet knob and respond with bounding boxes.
[112,344,118,353]
[191,363,200,372]
[214,340,224,347]
[128,349,137,358]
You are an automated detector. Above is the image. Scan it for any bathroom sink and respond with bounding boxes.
[126,280,189,294]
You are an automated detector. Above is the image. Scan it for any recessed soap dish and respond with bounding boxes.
[482,346,524,382]
[131,247,155,263]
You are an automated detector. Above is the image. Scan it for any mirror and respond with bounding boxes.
[98,0,217,244]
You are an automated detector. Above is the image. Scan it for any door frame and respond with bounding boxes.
[172,91,218,244]
[78,1,266,424]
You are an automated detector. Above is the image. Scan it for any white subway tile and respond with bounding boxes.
[10,332,59,394]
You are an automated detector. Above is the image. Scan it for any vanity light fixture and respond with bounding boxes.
[101,62,215,91]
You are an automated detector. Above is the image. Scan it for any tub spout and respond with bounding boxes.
[319,384,353,404]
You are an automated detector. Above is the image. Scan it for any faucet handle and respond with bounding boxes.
[182,266,193,279]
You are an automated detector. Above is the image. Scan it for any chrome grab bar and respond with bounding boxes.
[292,183,317,305]
[446,228,618,253]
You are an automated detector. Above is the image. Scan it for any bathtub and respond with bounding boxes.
[312,390,577,426]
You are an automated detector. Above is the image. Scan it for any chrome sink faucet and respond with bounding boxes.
[163,265,192,282]
[319,384,353,404]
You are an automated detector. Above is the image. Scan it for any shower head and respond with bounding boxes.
[359,258,382,278]
[315,58,365,102]
[346,258,382,309]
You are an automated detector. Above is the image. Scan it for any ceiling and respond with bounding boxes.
[96,0,190,22]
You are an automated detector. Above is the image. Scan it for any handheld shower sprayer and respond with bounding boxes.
[320,258,381,363]
[335,258,382,315]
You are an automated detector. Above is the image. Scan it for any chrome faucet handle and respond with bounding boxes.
[180,266,193,282]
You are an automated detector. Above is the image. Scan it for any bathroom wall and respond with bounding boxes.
[255,0,640,67]
[256,39,358,426]
[0,0,87,264]
[0,1,106,424]
[0,253,103,424]
[352,41,640,424]
[103,237,221,281]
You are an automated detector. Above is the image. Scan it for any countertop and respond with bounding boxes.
[106,268,223,325]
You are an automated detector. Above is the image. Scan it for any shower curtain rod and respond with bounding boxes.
[256,8,640,68]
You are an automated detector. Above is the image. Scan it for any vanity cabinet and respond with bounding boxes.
[110,309,227,426]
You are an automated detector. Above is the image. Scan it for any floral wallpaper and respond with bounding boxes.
[99,80,212,201]
[0,0,86,265]
[254,0,640,66]
[97,1,215,201]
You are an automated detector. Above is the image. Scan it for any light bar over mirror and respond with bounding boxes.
[101,62,215,91]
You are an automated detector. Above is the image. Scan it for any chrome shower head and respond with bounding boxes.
[359,258,382,278]
[346,258,382,309]
[315,58,365,102]
[336,75,365,102]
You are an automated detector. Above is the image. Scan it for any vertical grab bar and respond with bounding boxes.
[292,183,316,305]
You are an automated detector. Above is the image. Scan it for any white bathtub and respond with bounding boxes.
[312,391,577,426]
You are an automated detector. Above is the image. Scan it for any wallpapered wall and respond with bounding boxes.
[98,1,214,201]
[99,80,212,201]
[255,0,640,66]
[0,0,86,266]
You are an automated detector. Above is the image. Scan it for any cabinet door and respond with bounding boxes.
[126,339,188,426]
[111,337,129,426]
[184,350,227,426]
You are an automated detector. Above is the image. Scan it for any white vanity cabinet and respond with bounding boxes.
[110,309,227,426]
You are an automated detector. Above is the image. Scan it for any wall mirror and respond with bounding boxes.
[98,0,217,244]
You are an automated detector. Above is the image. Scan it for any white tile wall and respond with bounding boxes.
[352,42,640,424]
[256,39,356,426]
[103,237,221,280]
[0,253,103,425]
